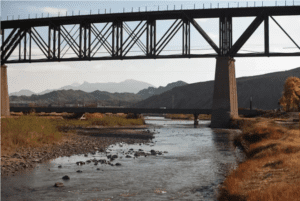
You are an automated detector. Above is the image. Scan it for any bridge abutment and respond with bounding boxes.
[1,64,10,117]
[211,57,238,128]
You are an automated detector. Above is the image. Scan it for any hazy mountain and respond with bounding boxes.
[134,67,300,110]
[35,79,154,95]
[137,81,188,99]
[38,89,54,95]
[57,79,155,94]
[10,89,143,107]
[10,89,35,96]
[70,82,81,87]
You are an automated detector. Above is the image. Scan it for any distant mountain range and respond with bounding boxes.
[10,79,155,96]
[134,67,300,110]
[41,79,155,94]
[10,89,35,97]
[9,80,188,106]
[137,81,187,99]
[11,66,299,111]
[10,90,143,107]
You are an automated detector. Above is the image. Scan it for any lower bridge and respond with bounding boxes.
[10,107,261,126]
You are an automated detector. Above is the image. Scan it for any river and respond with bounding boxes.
[1,117,245,201]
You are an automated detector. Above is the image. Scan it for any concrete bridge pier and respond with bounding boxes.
[193,114,199,126]
[211,57,238,128]
[1,64,10,117]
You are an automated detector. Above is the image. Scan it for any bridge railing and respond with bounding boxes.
[3,1,300,21]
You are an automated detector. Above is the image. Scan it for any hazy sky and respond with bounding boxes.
[1,0,300,93]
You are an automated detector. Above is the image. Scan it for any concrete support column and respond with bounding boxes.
[211,57,238,128]
[193,114,198,126]
[1,65,10,117]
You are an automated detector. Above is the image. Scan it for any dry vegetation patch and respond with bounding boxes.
[1,115,62,155]
[218,118,300,201]
[1,113,145,156]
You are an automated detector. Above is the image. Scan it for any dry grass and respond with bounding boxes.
[1,113,145,156]
[1,114,62,155]
[218,118,300,201]
[85,113,105,119]
[55,114,144,128]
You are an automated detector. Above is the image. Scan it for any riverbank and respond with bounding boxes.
[218,113,300,201]
[1,113,152,177]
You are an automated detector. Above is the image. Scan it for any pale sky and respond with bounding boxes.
[1,0,300,93]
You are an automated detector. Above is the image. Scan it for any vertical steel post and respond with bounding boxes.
[116,22,119,56]
[58,25,61,60]
[84,23,87,57]
[182,19,185,55]
[89,23,91,59]
[188,20,190,55]
[112,21,115,56]
[219,16,232,56]
[149,20,152,55]
[154,20,156,56]
[264,15,269,55]
[219,17,223,55]
[24,29,26,60]
[146,20,149,55]
[120,21,123,57]
[48,26,51,59]
[79,24,82,58]
[29,28,31,62]
[19,29,21,61]
[53,26,56,59]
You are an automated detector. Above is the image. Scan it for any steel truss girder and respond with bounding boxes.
[1,7,300,65]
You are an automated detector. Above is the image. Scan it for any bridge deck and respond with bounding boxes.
[10,107,260,116]
[2,6,299,29]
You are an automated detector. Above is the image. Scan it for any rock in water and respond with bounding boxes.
[115,163,121,166]
[62,175,70,180]
[58,165,62,168]
[76,170,83,173]
[54,182,64,187]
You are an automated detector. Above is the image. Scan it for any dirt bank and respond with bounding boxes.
[1,125,154,177]
[218,114,300,201]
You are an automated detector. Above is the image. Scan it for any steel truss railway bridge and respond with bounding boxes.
[1,4,300,127]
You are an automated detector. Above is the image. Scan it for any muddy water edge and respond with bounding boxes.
[1,117,245,201]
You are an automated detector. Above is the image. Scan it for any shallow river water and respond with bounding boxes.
[2,117,245,201]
